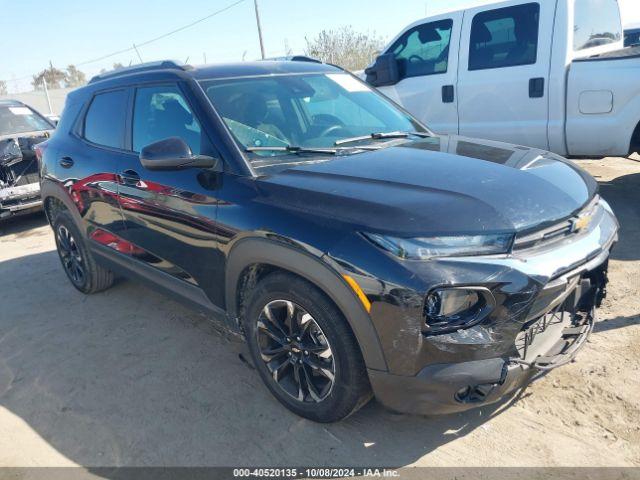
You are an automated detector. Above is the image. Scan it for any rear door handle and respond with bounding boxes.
[59,157,74,168]
[442,85,455,103]
[119,169,141,186]
[529,77,545,98]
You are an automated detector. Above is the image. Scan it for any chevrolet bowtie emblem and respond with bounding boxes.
[572,215,592,233]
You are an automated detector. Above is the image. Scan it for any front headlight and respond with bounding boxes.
[362,232,514,259]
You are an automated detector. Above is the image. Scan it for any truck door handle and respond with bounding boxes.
[119,169,141,186]
[529,78,545,98]
[59,157,74,168]
[442,85,455,103]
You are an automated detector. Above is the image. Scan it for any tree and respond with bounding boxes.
[304,26,385,71]
[0,81,7,96]
[65,65,87,87]
[112,62,125,70]
[32,66,67,90]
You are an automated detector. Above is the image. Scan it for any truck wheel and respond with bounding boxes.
[53,211,114,294]
[243,272,372,422]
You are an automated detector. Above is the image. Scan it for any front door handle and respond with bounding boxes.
[120,169,141,186]
[59,157,74,168]
[529,77,545,98]
[442,85,455,103]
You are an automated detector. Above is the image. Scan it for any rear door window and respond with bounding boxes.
[387,19,453,79]
[83,90,128,149]
[468,3,540,71]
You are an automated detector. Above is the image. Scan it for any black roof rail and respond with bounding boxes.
[89,60,192,84]
[262,55,323,64]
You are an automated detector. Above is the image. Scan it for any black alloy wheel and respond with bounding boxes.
[256,299,336,402]
[56,224,86,287]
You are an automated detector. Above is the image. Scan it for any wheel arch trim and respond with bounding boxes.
[225,237,388,372]
[40,178,84,229]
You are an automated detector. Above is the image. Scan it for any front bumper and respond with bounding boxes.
[369,304,596,416]
[0,182,42,218]
[367,199,618,415]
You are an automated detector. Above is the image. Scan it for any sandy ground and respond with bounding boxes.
[0,157,638,468]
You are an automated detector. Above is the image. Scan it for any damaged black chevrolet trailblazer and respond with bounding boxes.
[40,61,619,422]
[0,100,54,220]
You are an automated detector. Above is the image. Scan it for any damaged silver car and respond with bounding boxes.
[0,100,54,220]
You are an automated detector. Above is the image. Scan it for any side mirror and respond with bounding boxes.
[140,137,222,172]
[364,53,400,87]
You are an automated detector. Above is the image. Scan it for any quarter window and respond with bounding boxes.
[132,85,202,154]
[84,90,128,149]
[469,3,540,71]
[387,19,453,79]
[574,0,622,51]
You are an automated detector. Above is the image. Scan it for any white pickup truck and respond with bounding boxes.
[364,0,640,158]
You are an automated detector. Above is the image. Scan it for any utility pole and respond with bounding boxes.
[254,0,266,59]
[133,44,144,63]
[42,77,53,115]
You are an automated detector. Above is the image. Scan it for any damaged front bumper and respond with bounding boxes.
[0,182,42,219]
[368,198,619,416]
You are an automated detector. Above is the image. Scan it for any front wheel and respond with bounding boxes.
[243,272,371,422]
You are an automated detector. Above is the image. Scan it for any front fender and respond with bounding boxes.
[225,237,388,372]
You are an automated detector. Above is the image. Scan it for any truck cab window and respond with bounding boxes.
[469,3,540,71]
[573,0,622,51]
[388,19,453,80]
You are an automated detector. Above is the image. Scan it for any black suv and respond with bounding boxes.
[40,60,618,422]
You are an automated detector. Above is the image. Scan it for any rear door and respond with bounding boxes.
[60,88,130,240]
[457,1,553,149]
[377,12,462,135]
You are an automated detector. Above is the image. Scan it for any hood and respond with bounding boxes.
[255,135,597,237]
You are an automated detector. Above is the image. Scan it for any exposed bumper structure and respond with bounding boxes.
[0,182,42,219]
[368,199,618,415]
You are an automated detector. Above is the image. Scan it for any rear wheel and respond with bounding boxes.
[53,211,114,294]
[243,272,371,422]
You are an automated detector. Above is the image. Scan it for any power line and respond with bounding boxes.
[77,0,247,66]
[1,0,248,87]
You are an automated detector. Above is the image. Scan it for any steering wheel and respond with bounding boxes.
[408,55,425,64]
[318,125,351,138]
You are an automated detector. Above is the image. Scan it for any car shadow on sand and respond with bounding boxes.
[0,248,526,468]
[0,210,48,237]
[598,172,640,262]
[593,314,640,334]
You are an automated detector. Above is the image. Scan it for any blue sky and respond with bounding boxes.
[2,0,639,92]
[0,0,482,91]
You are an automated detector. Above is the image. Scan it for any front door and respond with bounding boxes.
[457,1,552,150]
[115,83,224,307]
[377,12,462,135]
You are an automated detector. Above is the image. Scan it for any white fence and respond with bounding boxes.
[0,87,73,115]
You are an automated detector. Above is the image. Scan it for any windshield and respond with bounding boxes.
[0,105,52,136]
[200,72,423,163]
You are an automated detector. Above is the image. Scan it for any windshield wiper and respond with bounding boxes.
[245,145,338,155]
[335,131,431,146]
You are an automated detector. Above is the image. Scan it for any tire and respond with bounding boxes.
[53,211,114,294]
[243,271,372,422]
